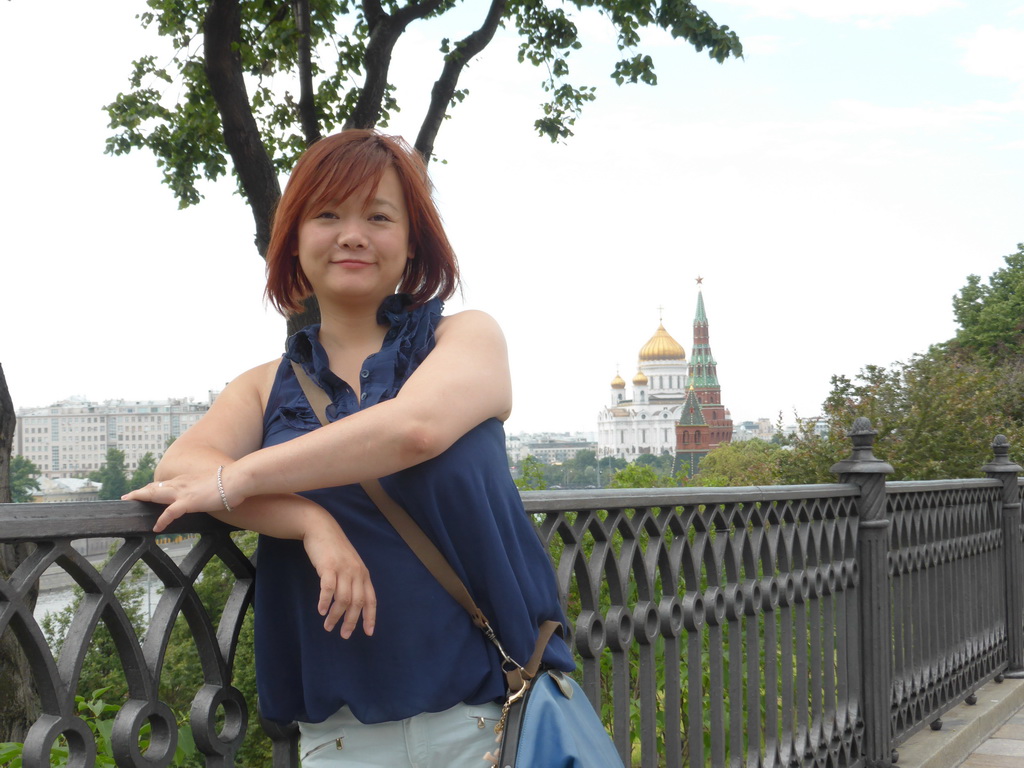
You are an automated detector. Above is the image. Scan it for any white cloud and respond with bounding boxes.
[738,35,783,55]
[718,0,961,24]
[958,25,1024,82]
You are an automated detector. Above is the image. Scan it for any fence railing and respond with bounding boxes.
[1,417,1022,767]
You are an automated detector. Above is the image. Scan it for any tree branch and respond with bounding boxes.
[293,0,321,146]
[415,0,506,161]
[204,0,282,256]
[347,0,448,130]
[363,0,384,29]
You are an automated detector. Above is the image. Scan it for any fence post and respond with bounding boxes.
[982,435,1024,675]
[832,417,894,768]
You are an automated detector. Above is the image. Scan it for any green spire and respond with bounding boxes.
[694,290,707,326]
[677,387,707,426]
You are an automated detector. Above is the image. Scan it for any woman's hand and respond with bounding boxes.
[123,464,248,533]
[125,471,376,638]
[302,514,377,638]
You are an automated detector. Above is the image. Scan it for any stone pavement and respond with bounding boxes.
[897,676,1024,768]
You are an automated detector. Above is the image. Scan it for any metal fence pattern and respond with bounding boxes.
[527,485,862,768]
[0,510,253,767]
[886,481,1006,744]
[1,420,1022,768]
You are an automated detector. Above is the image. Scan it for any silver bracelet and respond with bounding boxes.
[216,465,233,514]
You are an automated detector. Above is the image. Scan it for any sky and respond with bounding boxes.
[1,0,1022,436]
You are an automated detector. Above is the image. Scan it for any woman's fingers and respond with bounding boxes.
[152,503,187,533]
[122,471,237,532]
[317,565,376,639]
[361,585,377,637]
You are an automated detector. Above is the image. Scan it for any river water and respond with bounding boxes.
[31,539,196,628]
[33,578,167,626]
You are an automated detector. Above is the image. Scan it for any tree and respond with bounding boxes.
[608,462,675,488]
[689,439,781,487]
[90,448,130,500]
[514,454,548,490]
[105,1,742,328]
[952,243,1024,361]
[8,456,41,503]
[0,364,41,743]
[782,348,1024,484]
[130,452,158,490]
[634,451,675,475]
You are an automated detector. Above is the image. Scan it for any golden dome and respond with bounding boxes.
[610,374,626,389]
[632,371,649,386]
[638,323,686,361]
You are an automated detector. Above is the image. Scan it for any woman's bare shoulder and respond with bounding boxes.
[435,309,505,342]
[220,358,284,412]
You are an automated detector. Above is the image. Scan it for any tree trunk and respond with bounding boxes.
[204,0,282,257]
[0,363,40,742]
[286,295,321,337]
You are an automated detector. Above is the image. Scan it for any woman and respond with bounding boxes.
[125,130,574,766]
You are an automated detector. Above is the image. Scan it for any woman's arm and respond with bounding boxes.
[215,494,376,639]
[131,309,511,518]
[125,360,375,638]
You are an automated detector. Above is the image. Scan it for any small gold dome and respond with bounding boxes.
[639,324,686,361]
[633,371,649,386]
[610,374,626,389]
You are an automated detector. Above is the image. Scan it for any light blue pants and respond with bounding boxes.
[298,701,503,767]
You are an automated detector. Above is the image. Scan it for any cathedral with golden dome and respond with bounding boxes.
[597,285,733,476]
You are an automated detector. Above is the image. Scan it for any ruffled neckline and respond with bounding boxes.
[283,294,443,419]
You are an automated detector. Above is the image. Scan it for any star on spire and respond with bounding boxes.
[695,276,704,286]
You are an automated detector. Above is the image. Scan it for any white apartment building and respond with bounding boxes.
[506,433,597,465]
[14,395,215,478]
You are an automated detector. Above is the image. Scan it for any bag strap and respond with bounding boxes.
[288,360,559,683]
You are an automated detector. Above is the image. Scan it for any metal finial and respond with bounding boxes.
[992,434,1010,459]
[982,434,1022,474]
[831,417,893,475]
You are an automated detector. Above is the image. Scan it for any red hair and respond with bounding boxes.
[265,130,459,315]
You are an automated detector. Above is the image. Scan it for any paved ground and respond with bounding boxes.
[897,676,1024,768]
[958,706,1024,767]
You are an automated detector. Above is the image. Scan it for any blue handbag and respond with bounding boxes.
[496,667,625,768]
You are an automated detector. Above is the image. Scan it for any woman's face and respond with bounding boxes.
[297,166,412,308]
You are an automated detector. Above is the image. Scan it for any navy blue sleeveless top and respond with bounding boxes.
[254,295,574,725]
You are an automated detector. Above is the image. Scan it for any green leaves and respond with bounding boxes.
[611,53,656,86]
[535,82,597,141]
[515,455,549,490]
[89,448,130,500]
[952,243,1024,361]
[0,689,197,767]
[8,456,41,503]
[656,0,743,63]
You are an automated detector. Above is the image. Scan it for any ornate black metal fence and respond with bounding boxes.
[1,418,1022,768]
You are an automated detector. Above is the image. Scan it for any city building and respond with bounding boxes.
[13,395,217,478]
[506,432,597,465]
[733,418,777,442]
[32,477,102,502]
[597,285,733,475]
